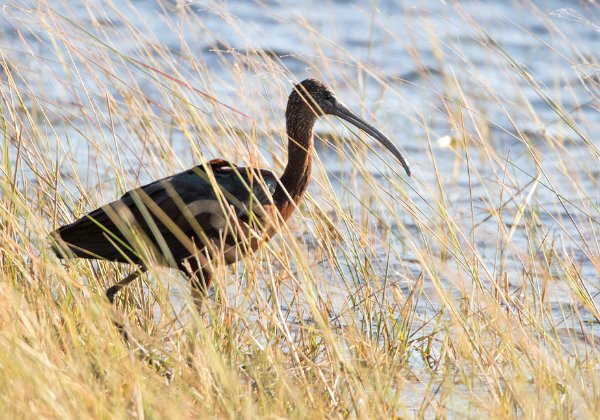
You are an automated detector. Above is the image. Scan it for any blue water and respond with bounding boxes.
[1,2,599,406]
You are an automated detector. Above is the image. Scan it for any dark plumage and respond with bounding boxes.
[50,79,410,305]
[53,160,277,263]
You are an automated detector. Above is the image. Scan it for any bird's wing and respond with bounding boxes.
[51,160,278,264]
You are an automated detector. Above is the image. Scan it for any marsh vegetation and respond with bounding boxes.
[0,0,599,417]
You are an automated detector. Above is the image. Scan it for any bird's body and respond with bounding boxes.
[51,79,410,304]
[54,160,278,265]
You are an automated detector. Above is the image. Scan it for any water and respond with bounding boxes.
[1,0,599,412]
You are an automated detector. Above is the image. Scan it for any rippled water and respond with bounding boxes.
[2,0,599,408]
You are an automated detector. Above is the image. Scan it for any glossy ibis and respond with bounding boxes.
[50,79,411,305]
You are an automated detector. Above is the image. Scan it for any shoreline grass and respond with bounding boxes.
[0,0,599,417]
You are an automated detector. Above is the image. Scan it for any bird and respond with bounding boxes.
[50,79,411,306]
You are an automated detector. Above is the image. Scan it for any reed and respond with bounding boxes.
[0,0,598,417]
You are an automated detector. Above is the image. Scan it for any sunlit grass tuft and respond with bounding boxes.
[0,0,598,417]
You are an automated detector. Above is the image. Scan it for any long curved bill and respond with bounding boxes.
[333,102,411,176]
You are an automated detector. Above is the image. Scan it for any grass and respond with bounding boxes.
[0,0,599,417]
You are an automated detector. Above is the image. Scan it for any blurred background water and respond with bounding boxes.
[1,0,599,368]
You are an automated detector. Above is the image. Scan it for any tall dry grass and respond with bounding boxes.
[0,0,599,417]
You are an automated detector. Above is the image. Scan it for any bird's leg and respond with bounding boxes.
[105,267,174,382]
[179,253,214,371]
[106,265,148,304]
[180,253,213,312]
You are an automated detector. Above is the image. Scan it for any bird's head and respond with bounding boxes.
[289,78,411,176]
[291,79,339,116]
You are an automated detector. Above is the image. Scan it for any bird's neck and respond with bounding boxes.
[274,112,317,219]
